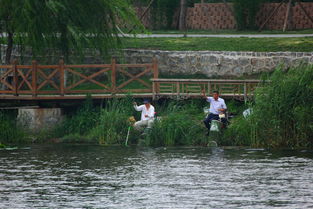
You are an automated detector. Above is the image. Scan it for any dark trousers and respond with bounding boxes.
[203,113,227,130]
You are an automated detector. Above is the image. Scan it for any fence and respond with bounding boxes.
[152,78,264,101]
[0,60,265,101]
[0,59,158,99]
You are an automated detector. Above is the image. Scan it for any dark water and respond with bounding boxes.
[1,145,313,209]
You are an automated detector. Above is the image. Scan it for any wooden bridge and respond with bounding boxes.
[0,59,262,101]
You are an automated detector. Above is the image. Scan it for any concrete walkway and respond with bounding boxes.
[120,34,313,38]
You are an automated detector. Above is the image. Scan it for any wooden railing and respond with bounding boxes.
[0,59,158,99]
[0,60,264,101]
[151,79,264,101]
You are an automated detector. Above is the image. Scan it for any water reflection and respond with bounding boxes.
[1,145,313,208]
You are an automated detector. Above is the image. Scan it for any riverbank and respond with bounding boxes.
[0,64,312,148]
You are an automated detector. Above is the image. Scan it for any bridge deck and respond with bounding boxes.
[0,93,249,100]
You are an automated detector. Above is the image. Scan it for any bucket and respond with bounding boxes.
[210,120,221,132]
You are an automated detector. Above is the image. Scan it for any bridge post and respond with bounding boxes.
[32,60,37,97]
[207,81,211,96]
[152,81,156,100]
[59,59,65,96]
[12,60,18,96]
[244,81,247,103]
[176,81,180,99]
[153,57,158,94]
[111,58,116,94]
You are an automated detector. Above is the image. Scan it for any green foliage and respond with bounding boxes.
[222,115,257,146]
[0,110,27,144]
[150,0,180,30]
[224,65,313,148]
[233,0,264,30]
[0,143,5,148]
[0,0,143,62]
[54,96,135,145]
[226,99,249,115]
[88,97,134,145]
[54,96,100,137]
[145,101,207,146]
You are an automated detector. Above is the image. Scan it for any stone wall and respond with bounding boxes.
[2,44,312,78]
[17,108,63,132]
[123,50,313,77]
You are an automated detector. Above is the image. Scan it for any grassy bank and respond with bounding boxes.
[122,37,313,52]
[52,98,247,147]
[0,96,230,147]
[52,98,212,146]
[1,65,312,148]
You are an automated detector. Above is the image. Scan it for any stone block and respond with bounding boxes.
[17,108,63,132]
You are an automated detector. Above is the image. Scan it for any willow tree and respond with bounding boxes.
[0,0,142,64]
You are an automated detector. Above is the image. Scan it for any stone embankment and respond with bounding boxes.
[123,50,313,77]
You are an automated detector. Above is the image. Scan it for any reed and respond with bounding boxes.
[88,97,134,145]
[224,64,313,148]
[54,96,100,138]
[145,101,207,146]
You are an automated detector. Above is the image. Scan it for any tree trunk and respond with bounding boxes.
[179,0,187,31]
[5,32,13,64]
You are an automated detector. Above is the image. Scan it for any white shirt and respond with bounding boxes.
[134,104,155,121]
[206,97,227,115]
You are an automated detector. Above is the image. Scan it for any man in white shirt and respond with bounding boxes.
[202,90,227,135]
[133,99,155,131]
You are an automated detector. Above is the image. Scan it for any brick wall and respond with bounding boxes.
[256,3,313,30]
[186,3,236,30]
[134,7,151,28]
[136,2,313,30]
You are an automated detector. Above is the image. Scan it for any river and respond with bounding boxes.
[1,145,313,208]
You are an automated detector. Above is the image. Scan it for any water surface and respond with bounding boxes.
[1,145,313,208]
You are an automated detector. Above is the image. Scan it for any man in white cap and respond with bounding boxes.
[133,99,155,131]
[202,90,227,135]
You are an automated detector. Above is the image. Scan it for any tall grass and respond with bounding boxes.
[0,110,27,144]
[145,100,208,147]
[54,96,100,139]
[54,96,135,145]
[223,65,313,148]
[55,97,248,147]
[88,97,134,145]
